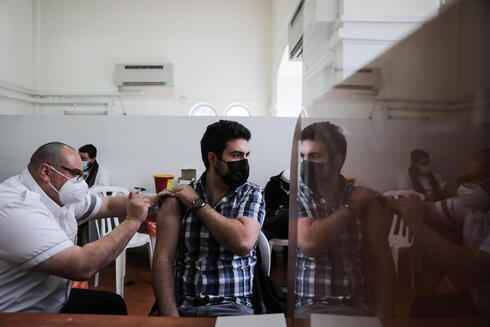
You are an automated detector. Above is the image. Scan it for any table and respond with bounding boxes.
[0,313,487,327]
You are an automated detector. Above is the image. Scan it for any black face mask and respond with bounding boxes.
[216,157,250,189]
[300,160,330,194]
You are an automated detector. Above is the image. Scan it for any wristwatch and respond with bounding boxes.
[191,197,206,211]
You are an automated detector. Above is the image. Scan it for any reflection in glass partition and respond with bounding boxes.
[289,0,490,322]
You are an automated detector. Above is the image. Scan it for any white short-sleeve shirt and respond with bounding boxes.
[435,197,490,316]
[0,169,101,313]
[397,170,444,196]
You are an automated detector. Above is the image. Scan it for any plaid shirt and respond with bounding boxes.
[295,177,367,307]
[174,175,265,308]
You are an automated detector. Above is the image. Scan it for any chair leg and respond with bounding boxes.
[410,247,416,290]
[150,236,156,254]
[94,272,99,288]
[391,247,399,275]
[115,251,125,297]
[147,242,153,269]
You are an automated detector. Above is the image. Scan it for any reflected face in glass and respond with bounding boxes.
[462,157,484,181]
[460,156,490,192]
[415,156,430,168]
[300,140,333,190]
[300,139,330,164]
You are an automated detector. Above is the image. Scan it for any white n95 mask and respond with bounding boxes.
[457,184,488,211]
[48,165,89,205]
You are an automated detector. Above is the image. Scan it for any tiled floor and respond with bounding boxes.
[89,247,447,316]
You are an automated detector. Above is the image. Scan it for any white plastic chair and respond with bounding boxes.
[88,186,153,297]
[383,190,424,290]
[269,238,289,253]
[269,238,289,266]
[257,231,271,276]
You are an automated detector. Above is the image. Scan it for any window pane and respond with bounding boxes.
[225,104,251,117]
[190,104,217,116]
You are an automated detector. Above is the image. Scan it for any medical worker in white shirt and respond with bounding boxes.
[0,142,159,314]
[393,148,490,318]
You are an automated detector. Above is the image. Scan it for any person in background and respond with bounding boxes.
[152,120,265,317]
[262,169,289,240]
[0,142,161,314]
[393,148,490,318]
[398,149,444,201]
[78,144,111,246]
[295,122,396,318]
[78,144,110,188]
[264,170,290,219]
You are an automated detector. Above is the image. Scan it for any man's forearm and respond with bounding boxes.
[79,218,141,277]
[298,207,354,257]
[95,196,128,219]
[196,204,257,256]
[152,257,179,317]
[409,222,486,283]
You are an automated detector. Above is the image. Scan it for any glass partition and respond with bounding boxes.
[289,0,490,323]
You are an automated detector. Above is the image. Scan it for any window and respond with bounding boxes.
[189,103,217,116]
[276,46,303,117]
[224,103,251,117]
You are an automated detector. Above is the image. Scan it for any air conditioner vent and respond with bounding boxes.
[124,65,164,69]
[115,63,174,86]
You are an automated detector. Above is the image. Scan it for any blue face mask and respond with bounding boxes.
[82,161,89,171]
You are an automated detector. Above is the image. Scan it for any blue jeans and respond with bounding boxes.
[179,302,254,317]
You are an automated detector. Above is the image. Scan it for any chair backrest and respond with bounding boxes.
[383,190,424,246]
[177,168,197,184]
[88,186,130,239]
[257,231,271,276]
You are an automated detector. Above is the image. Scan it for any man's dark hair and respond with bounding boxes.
[79,144,97,159]
[201,120,251,169]
[27,142,73,172]
[300,121,347,167]
[410,149,429,164]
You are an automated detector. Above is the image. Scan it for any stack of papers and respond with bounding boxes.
[216,313,286,327]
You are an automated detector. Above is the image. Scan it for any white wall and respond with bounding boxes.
[302,0,440,108]
[0,0,37,114]
[1,115,488,194]
[297,118,490,192]
[37,0,272,116]
[0,116,297,191]
[270,0,299,113]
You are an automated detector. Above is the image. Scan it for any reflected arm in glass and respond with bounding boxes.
[363,199,396,317]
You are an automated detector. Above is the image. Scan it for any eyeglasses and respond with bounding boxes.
[47,164,87,182]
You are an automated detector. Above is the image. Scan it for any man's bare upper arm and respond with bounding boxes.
[154,198,182,259]
[94,196,127,220]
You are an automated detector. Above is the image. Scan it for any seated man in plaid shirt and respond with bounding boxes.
[152,120,266,317]
[295,122,396,318]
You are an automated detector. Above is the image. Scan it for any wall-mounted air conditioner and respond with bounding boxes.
[115,64,174,86]
[288,0,304,61]
[336,68,381,91]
